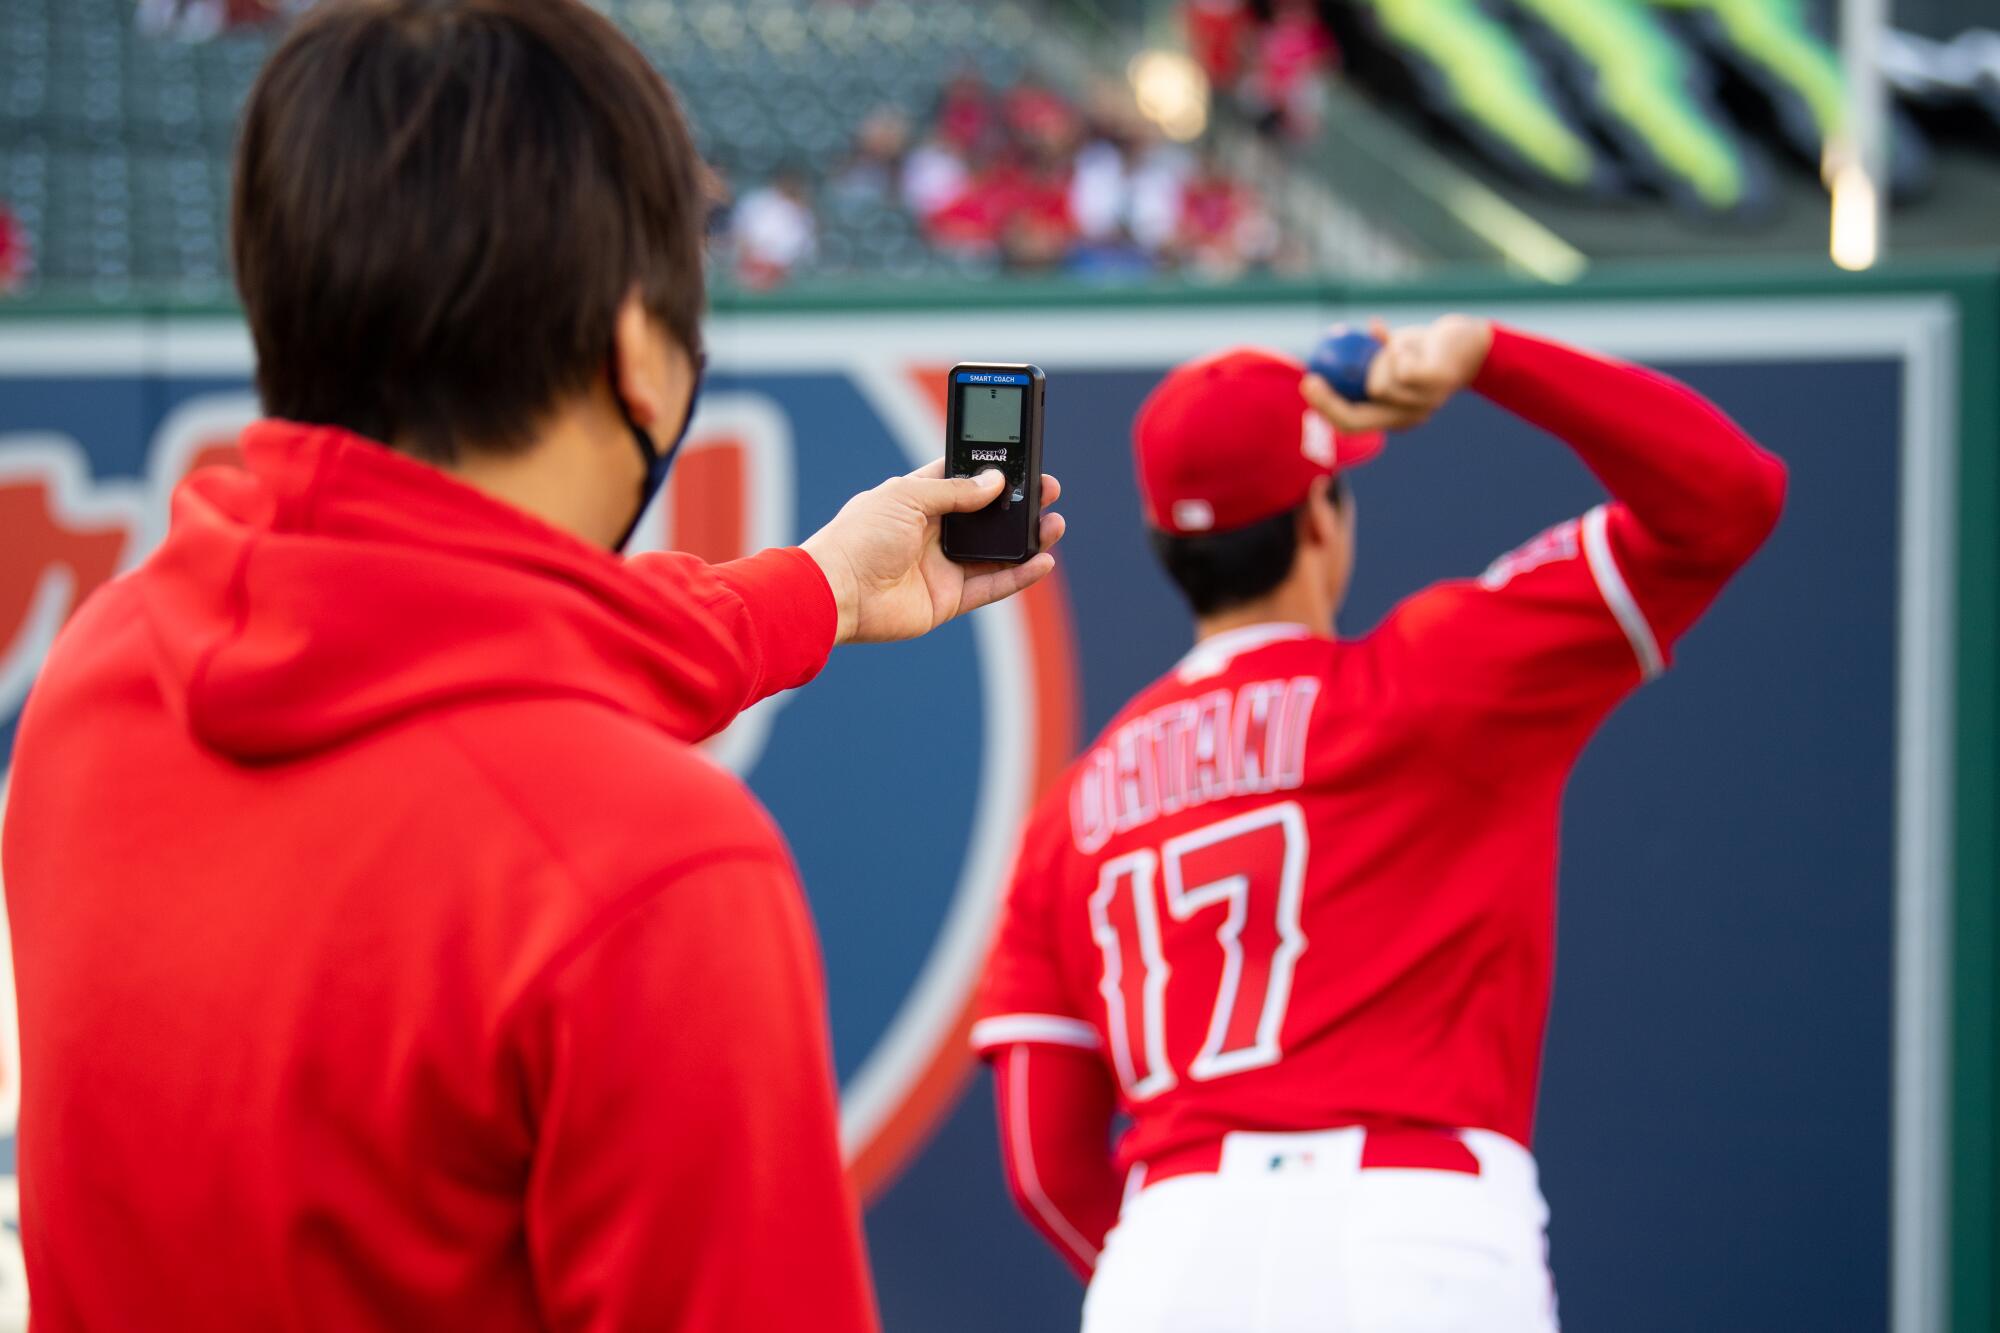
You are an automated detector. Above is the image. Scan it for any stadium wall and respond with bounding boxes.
[0,261,1993,1333]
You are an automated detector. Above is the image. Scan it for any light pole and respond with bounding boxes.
[1831,0,1889,270]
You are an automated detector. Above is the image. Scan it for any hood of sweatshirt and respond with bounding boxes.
[136,421,766,761]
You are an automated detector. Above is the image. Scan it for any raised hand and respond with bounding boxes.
[1300,314,1495,436]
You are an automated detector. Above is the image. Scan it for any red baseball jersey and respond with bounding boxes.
[975,328,1787,1176]
[980,521,1706,1167]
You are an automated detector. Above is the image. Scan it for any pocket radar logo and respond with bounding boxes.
[0,324,1078,1242]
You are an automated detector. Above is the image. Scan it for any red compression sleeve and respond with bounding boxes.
[991,1043,1125,1282]
[1473,327,1788,566]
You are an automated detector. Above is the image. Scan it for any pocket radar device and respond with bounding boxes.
[943,363,1046,565]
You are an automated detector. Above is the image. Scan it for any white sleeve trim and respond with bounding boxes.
[972,1013,1103,1053]
[1580,504,1665,682]
[1008,1046,1101,1268]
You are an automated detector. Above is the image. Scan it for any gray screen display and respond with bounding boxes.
[960,385,1023,444]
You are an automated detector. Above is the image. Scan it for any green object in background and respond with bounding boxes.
[1653,0,1846,139]
[1517,0,1748,210]
[1354,0,1598,188]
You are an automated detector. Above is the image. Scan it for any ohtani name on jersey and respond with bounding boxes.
[1070,676,1320,854]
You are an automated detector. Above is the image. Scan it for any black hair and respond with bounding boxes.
[234,0,706,464]
[1148,482,1346,617]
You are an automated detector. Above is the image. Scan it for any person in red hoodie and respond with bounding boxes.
[0,2,1062,1330]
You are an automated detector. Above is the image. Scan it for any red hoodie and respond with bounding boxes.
[2,422,879,1332]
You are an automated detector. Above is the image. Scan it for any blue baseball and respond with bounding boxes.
[1308,326,1383,404]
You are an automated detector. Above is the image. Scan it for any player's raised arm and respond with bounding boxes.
[1469,325,1788,573]
[1303,315,1787,576]
[1307,316,1787,709]
[1461,322,1789,663]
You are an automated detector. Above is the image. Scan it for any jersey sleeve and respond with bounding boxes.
[972,792,1103,1059]
[622,546,837,741]
[1386,325,1787,745]
[518,853,877,1333]
[706,547,839,698]
[1388,499,1710,721]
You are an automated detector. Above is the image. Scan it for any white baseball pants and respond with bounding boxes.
[1081,1128,1559,1333]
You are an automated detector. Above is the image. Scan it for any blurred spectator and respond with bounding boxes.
[1068,89,1153,246]
[1004,76,1079,154]
[1186,0,1338,142]
[0,204,28,295]
[136,0,299,38]
[1186,0,1254,93]
[1252,0,1335,140]
[732,169,817,289]
[718,58,1297,286]
[830,108,912,208]
[902,131,972,221]
[937,72,998,153]
[1068,134,1131,243]
[703,169,738,248]
[127,0,1303,291]
[1174,151,1280,278]
[996,153,1078,272]
[925,153,1022,257]
[1129,141,1195,255]
[1000,212,1071,273]
[224,0,280,23]
[137,0,226,39]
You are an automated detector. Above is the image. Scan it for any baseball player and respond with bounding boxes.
[972,314,1787,1330]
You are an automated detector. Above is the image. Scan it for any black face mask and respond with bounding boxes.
[614,351,707,553]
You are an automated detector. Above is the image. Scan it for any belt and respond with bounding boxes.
[1137,1123,1482,1193]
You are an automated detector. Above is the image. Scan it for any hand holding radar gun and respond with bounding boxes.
[942,362,1050,566]
[802,361,1063,641]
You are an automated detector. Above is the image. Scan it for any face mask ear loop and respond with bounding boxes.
[611,348,706,554]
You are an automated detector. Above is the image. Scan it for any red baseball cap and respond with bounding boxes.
[1134,347,1386,536]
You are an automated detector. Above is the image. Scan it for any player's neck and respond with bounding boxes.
[1193,582,1332,645]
